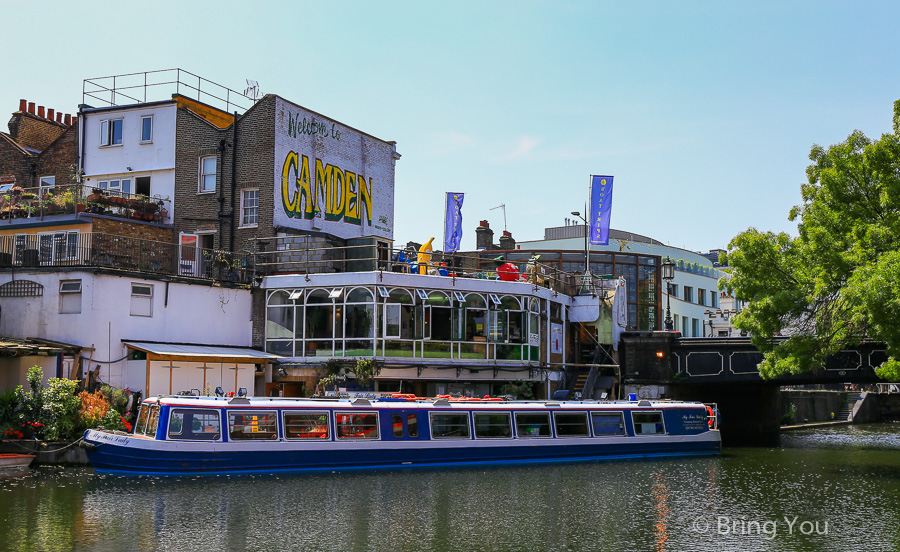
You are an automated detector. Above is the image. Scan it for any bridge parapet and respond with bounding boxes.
[671,337,884,385]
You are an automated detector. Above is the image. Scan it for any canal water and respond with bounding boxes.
[1,423,899,552]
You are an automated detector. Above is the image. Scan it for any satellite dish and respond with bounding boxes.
[243,79,260,101]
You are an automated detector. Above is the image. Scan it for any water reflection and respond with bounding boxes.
[1,423,899,552]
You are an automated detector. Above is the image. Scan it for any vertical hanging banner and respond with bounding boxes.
[443,192,465,252]
[589,175,614,245]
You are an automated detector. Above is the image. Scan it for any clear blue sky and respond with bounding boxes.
[3,1,899,253]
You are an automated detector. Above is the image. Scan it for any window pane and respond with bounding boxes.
[515,412,551,437]
[632,412,665,435]
[431,413,470,438]
[134,404,150,435]
[284,411,329,439]
[335,412,378,439]
[147,406,160,437]
[267,306,294,338]
[168,408,221,440]
[554,412,589,436]
[407,414,418,437]
[474,413,512,438]
[141,117,152,141]
[592,412,626,436]
[111,119,123,145]
[228,411,278,440]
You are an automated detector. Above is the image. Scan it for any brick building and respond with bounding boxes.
[0,99,78,192]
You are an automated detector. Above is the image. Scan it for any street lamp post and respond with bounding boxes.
[571,210,589,274]
[662,256,675,331]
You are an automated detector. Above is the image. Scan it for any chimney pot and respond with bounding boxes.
[28,102,35,114]
[38,106,45,118]
[479,220,490,228]
[48,108,55,120]
[18,99,26,112]
[502,231,512,237]
[64,114,71,125]
[56,113,62,123]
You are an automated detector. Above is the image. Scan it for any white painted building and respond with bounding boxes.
[0,270,268,396]
[80,101,177,209]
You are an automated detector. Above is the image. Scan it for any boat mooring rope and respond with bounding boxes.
[1,437,85,454]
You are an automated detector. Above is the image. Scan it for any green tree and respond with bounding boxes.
[724,99,900,381]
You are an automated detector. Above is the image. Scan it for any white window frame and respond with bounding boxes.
[130,283,154,317]
[59,279,82,314]
[383,303,401,339]
[140,115,153,144]
[199,156,217,193]
[38,231,78,264]
[99,118,123,147]
[98,178,132,196]
[38,175,55,194]
[240,187,259,227]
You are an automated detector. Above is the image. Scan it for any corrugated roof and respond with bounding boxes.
[122,341,280,361]
[0,337,83,357]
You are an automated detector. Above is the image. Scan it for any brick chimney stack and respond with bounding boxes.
[498,230,516,250]
[476,220,494,250]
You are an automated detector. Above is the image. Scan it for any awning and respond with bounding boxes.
[0,336,85,357]
[122,341,281,364]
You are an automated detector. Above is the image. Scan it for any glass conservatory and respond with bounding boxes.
[265,285,544,362]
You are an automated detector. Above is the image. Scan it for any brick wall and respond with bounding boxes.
[90,216,174,243]
[8,111,69,152]
[232,96,275,254]
[34,124,79,187]
[173,108,229,247]
[0,122,77,190]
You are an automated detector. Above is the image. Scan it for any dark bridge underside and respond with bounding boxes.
[671,337,885,385]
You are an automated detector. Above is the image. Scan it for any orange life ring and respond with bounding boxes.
[706,406,715,427]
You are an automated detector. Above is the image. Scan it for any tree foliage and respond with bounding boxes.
[724,99,900,381]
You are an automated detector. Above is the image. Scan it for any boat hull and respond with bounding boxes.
[85,430,720,476]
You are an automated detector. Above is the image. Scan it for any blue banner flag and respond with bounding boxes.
[443,192,465,252]
[589,175,614,245]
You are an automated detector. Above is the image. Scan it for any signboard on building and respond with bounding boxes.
[551,323,563,354]
[273,97,396,240]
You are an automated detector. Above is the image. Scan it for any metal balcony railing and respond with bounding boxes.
[0,232,252,285]
[0,184,172,225]
[250,236,579,295]
[83,69,254,113]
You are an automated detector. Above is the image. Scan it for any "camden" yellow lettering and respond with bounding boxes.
[281,152,372,226]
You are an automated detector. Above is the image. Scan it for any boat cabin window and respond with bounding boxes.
[554,412,590,437]
[407,414,418,437]
[391,413,420,438]
[632,411,666,435]
[228,411,278,440]
[430,412,470,439]
[168,408,221,440]
[147,405,160,437]
[134,404,150,435]
[284,411,330,440]
[515,412,551,437]
[473,412,512,438]
[592,412,626,436]
[335,411,379,439]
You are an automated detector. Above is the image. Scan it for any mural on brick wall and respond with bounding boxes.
[274,98,395,240]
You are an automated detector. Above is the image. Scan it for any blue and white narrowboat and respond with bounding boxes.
[82,395,721,476]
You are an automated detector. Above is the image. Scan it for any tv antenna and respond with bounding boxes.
[243,79,261,101]
[490,203,507,231]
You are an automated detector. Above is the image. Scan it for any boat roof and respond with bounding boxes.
[143,395,707,410]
